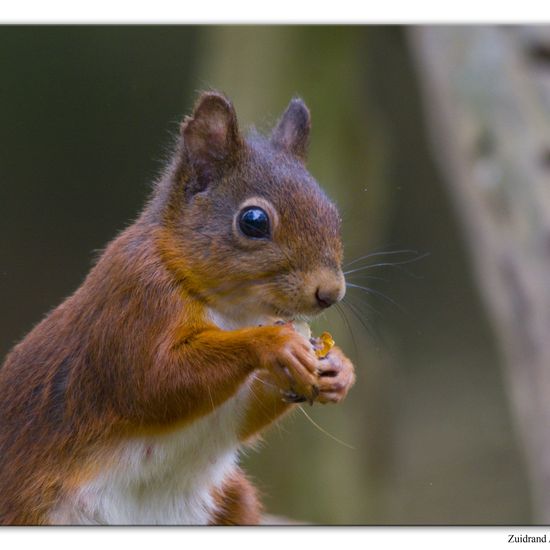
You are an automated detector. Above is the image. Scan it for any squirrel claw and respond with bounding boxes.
[306,385,320,406]
[282,391,307,403]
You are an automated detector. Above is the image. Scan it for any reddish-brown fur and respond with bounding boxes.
[0,91,355,524]
[210,468,263,525]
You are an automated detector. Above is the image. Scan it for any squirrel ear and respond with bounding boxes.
[180,91,242,192]
[271,97,311,162]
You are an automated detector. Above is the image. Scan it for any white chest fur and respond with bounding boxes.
[50,308,261,525]
[50,380,252,525]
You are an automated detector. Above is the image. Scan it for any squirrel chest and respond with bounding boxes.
[49,387,252,524]
[49,309,260,525]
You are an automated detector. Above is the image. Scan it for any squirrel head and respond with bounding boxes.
[157,91,345,322]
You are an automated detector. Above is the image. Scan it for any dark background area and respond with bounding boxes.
[0,26,531,523]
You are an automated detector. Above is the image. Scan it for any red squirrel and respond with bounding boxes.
[0,91,355,525]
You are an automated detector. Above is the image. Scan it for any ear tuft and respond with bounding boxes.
[180,91,241,191]
[271,97,311,162]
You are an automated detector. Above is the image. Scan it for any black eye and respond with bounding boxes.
[238,207,270,239]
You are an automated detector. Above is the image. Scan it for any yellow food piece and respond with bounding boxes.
[315,331,335,358]
[289,321,334,358]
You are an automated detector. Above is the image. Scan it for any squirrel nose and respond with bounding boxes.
[315,286,342,309]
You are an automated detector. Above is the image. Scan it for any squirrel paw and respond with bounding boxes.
[314,346,355,404]
[259,326,319,404]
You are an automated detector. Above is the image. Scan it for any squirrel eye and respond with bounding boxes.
[238,207,270,239]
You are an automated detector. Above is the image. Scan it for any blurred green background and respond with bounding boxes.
[0,26,531,524]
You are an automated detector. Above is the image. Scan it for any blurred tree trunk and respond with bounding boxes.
[411,25,550,522]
